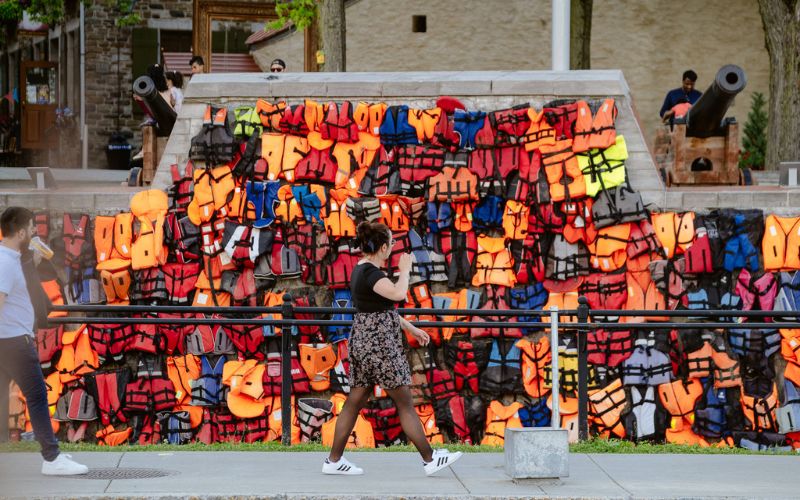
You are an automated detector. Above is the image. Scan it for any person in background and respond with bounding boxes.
[0,207,89,476]
[660,69,702,123]
[270,58,286,73]
[166,70,184,113]
[190,55,205,75]
[323,222,463,477]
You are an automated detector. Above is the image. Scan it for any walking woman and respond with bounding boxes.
[323,222,462,476]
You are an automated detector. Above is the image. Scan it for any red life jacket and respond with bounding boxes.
[294,147,338,184]
[395,144,446,194]
[162,262,200,304]
[511,235,546,285]
[279,104,310,136]
[124,377,176,413]
[320,101,360,143]
[169,162,195,214]
[63,213,90,269]
[220,317,264,360]
[362,402,403,447]
[327,244,361,289]
[86,323,132,363]
[35,325,63,369]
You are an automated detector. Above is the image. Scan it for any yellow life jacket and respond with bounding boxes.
[577,134,628,197]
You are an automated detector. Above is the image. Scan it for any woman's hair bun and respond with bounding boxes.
[357,221,390,254]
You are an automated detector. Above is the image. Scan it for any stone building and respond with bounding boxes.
[0,0,259,168]
[250,0,770,145]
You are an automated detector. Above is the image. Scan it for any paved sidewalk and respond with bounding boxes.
[0,451,797,499]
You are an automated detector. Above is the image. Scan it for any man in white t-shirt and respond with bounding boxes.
[0,207,88,475]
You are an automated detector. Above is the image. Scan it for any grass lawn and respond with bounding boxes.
[0,438,795,455]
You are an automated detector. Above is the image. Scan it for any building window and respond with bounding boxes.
[412,15,427,33]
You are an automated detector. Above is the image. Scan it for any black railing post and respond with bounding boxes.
[0,372,9,443]
[576,296,590,441]
[280,293,294,447]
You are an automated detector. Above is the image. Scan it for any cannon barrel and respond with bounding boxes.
[133,76,177,137]
[685,65,746,138]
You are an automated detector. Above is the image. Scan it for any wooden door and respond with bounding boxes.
[20,60,58,150]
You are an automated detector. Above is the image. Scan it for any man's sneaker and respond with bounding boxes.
[424,450,463,476]
[322,456,364,475]
[42,453,89,476]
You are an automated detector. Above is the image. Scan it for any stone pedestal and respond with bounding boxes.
[504,428,569,479]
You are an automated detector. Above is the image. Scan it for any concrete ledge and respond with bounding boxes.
[504,428,569,479]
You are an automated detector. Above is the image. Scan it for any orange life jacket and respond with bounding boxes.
[130,189,169,270]
[587,223,630,272]
[763,215,800,271]
[415,404,444,444]
[589,378,627,438]
[377,194,411,232]
[299,343,337,392]
[623,270,668,322]
[658,378,703,418]
[321,393,376,448]
[781,329,800,386]
[472,235,516,287]
[572,98,617,152]
[503,200,530,240]
[481,400,523,446]
[166,354,201,406]
[266,395,302,444]
[255,99,287,131]
[666,416,709,446]
[408,107,443,143]
[304,99,334,150]
[516,337,551,398]
[427,166,479,202]
[324,189,357,238]
[187,165,235,225]
[544,290,579,323]
[353,102,387,136]
[94,213,133,266]
[523,108,556,151]
[99,267,132,305]
[57,326,99,384]
[547,392,579,443]
[540,139,585,202]
[96,425,132,446]
[223,359,269,419]
[651,211,695,259]
[740,384,779,431]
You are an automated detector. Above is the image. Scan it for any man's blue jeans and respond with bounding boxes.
[0,335,60,460]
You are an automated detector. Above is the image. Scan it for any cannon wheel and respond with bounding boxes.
[739,168,754,186]
[128,167,142,187]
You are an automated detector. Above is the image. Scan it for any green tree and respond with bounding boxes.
[268,0,345,72]
[739,92,768,170]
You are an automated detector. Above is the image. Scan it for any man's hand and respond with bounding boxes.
[662,109,675,123]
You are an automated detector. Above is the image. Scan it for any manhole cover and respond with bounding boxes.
[63,468,174,480]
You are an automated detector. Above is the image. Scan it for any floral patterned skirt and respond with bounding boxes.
[348,310,411,390]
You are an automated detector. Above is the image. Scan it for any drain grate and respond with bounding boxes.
[63,468,174,480]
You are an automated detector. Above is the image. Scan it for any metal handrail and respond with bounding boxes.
[5,296,799,447]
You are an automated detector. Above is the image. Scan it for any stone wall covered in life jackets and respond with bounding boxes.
[9,75,800,451]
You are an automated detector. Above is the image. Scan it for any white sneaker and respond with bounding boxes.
[424,450,463,476]
[322,456,364,475]
[42,453,89,476]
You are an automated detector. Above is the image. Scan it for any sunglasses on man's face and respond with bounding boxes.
[270,67,284,73]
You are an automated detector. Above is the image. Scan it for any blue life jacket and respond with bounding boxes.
[427,201,453,233]
[65,267,100,304]
[472,195,504,232]
[379,106,418,146]
[328,289,353,343]
[775,271,800,312]
[723,214,760,272]
[453,110,487,149]
[191,355,225,406]
[291,185,324,224]
[728,328,781,359]
[519,398,551,427]
[693,381,728,438]
[246,180,281,228]
[164,411,192,444]
[480,338,523,395]
[777,379,800,433]
[507,284,548,333]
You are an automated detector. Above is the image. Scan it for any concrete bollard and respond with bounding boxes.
[504,428,569,479]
